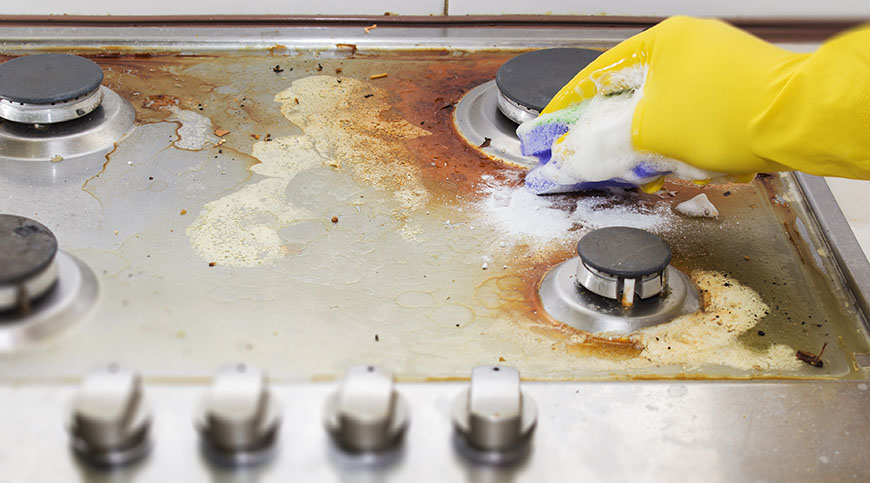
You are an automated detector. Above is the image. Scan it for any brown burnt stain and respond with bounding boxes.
[379,55,523,204]
[478,246,644,361]
[335,43,358,56]
[81,142,120,199]
[268,44,289,56]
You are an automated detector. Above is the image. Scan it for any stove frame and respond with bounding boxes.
[0,23,868,482]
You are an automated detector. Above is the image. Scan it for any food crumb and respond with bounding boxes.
[478,137,492,148]
[50,154,63,163]
[370,73,388,80]
[364,24,378,33]
[251,134,260,140]
[214,129,230,137]
[744,255,751,261]
[331,216,339,223]
[208,262,216,267]
[180,209,187,215]
[498,357,506,362]
[335,67,343,74]
[481,262,489,270]
[364,93,374,98]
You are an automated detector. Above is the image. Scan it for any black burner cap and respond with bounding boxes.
[495,48,603,113]
[0,215,58,285]
[0,54,104,105]
[577,227,671,279]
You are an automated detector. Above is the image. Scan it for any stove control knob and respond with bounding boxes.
[452,365,537,464]
[323,365,409,454]
[195,363,282,466]
[68,364,152,466]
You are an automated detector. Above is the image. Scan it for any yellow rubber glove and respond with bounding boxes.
[522,16,870,194]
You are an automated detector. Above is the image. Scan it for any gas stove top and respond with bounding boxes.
[0,23,868,482]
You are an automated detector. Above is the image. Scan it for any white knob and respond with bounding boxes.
[68,364,151,466]
[323,365,409,454]
[452,366,537,464]
[195,363,282,466]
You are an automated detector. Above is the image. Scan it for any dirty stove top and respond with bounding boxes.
[0,24,868,482]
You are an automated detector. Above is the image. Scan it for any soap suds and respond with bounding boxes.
[675,193,719,218]
[518,65,720,193]
[477,174,673,243]
[187,136,326,266]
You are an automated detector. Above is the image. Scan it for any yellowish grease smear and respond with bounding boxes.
[482,271,800,374]
[187,75,432,266]
[631,271,799,371]
[187,136,326,266]
[274,76,431,218]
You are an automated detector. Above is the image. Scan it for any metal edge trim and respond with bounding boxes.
[0,15,864,42]
[793,172,870,324]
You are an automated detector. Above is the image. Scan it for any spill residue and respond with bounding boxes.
[187,136,326,266]
[274,75,431,234]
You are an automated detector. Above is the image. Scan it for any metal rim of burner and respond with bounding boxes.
[0,54,135,163]
[453,48,602,169]
[0,54,105,124]
[538,227,700,334]
[0,214,98,351]
[0,87,104,125]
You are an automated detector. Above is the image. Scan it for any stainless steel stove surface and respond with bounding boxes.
[0,25,868,482]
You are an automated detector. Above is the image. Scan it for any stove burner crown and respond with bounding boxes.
[576,226,671,279]
[0,214,58,286]
[495,48,602,124]
[0,54,105,124]
[0,54,103,105]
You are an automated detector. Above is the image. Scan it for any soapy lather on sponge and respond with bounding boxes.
[517,65,721,195]
[518,16,870,195]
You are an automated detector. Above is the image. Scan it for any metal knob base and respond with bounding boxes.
[323,365,409,456]
[452,366,537,466]
[194,364,282,467]
[68,364,152,467]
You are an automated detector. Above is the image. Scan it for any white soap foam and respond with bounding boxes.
[477,174,673,244]
[519,65,719,187]
[675,193,720,218]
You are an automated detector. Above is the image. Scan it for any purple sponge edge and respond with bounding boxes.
[519,122,569,158]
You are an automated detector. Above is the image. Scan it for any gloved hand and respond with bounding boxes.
[517,16,870,194]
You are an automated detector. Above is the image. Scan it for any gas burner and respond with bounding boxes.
[538,227,700,334]
[453,48,602,168]
[0,54,134,162]
[0,214,97,351]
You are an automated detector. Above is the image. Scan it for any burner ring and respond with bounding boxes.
[0,86,135,162]
[0,86,103,124]
[0,54,104,124]
[538,259,700,334]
